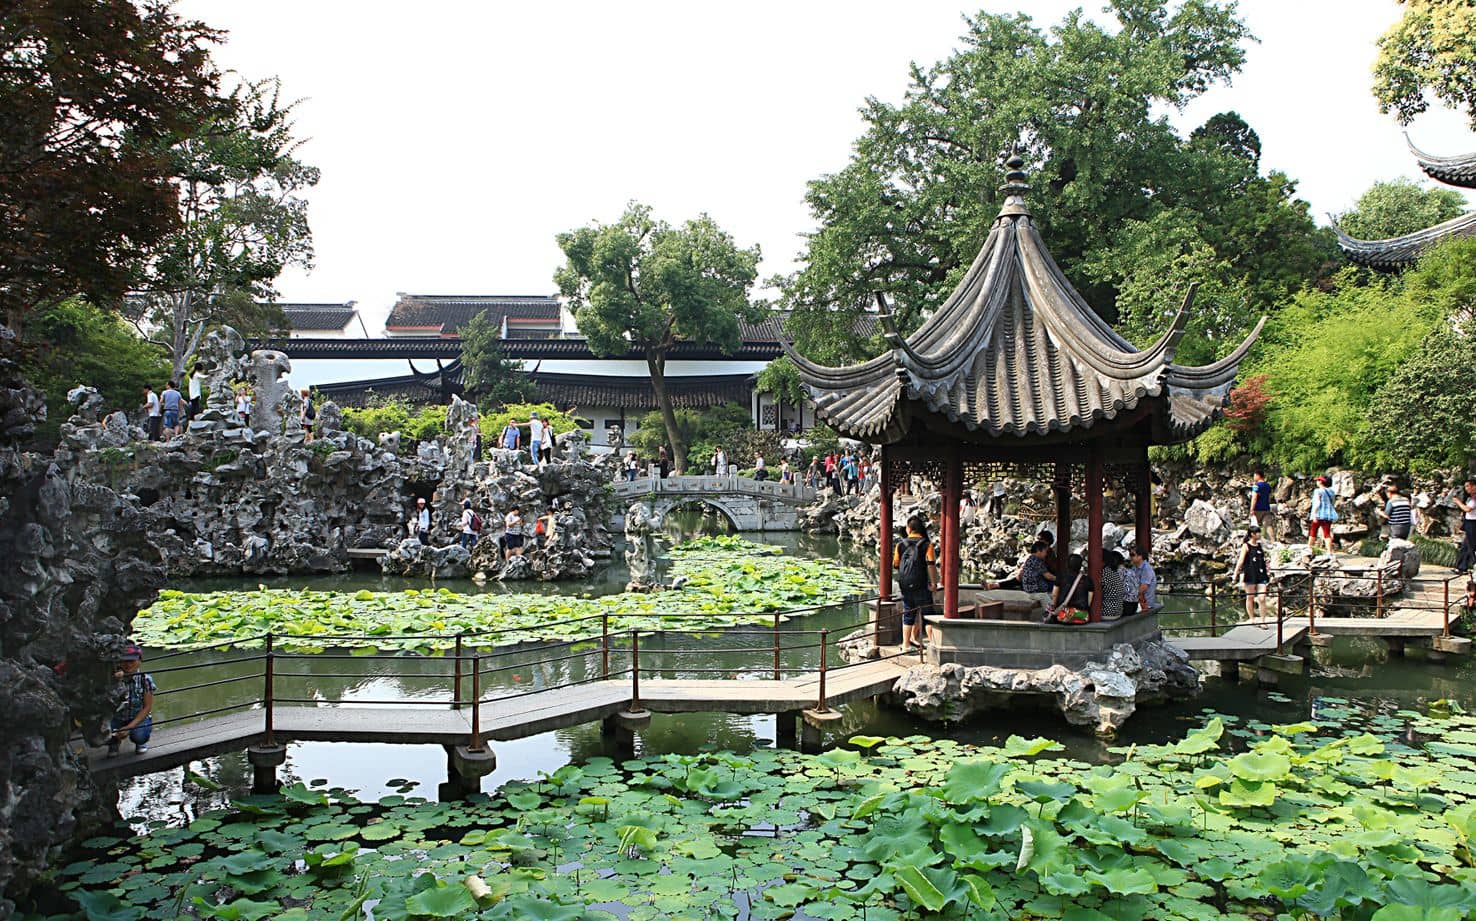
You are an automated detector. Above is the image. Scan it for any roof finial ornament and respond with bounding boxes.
[997,145,1031,219]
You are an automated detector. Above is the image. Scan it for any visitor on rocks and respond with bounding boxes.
[459,499,480,549]
[780,459,793,484]
[464,418,482,463]
[1099,550,1126,621]
[503,505,525,559]
[160,380,183,438]
[300,388,316,443]
[528,411,546,466]
[539,416,554,464]
[535,503,556,547]
[501,417,521,455]
[142,385,161,441]
[1380,483,1413,541]
[713,445,728,476]
[1128,548,1162,614]
[1232,525,1271,621]
[413,497,431,545]
[107,645,154,757]
[1249,470,1275,538]
[624,450,639,482]
[824,452,838,492]
[893,514,939,649]
[754,454,768,481]
[1454,479,1476,574]
[658,446,671,479]
[235,386,251,428]
[858,454,871,489]
[960,491,977,527]
[1308,475,1339,556]
[187,366,204,418]
[1049,553,1093,625]
[989,481,1006,518]
[842,451,859,494]
[805,456,820,489]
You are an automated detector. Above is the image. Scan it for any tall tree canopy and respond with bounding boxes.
[781,1,1331,364]
[555,203,761,472]
[1374,0,1476,128]
[0,0,223,330]
[1335,177,1469,240]
[460,313,536,408]
[126,78,318,380]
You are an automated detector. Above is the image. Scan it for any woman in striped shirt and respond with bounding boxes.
[1381,483,1413,541]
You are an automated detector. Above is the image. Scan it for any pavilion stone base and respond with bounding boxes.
[886,616,1199,735]
[926,613,1162,670]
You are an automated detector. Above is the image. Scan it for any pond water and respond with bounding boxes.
[118,512,1476,831]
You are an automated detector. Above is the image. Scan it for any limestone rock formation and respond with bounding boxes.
[0,328,164,915]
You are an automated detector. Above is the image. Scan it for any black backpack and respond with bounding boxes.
[897,537,929,591]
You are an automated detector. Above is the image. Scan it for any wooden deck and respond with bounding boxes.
[85,658,908,779]
[1171,623,1310,662]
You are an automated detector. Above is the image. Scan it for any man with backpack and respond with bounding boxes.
[892,514,940,649]
[459,499,482,549]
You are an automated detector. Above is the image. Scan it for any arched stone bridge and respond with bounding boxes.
[612,475,815,531]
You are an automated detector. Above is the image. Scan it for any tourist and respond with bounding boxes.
[528,411,545,466]
[1454,479,1476,574]
[160,380,183,438]
[501,417,521,455]
[1249,470,1275,538]
[780,459,793,484]
[1049,553,1093,624]
[1381,483,1413,541]
[842,451,859,494]
[464,418,482,463]
[187,366,204,418]
[858,454,872,489]
[624,451,640,482]
[1098,550,1126,621]
[235,386,251,428]
[142,386,161,441]
[1128,548,1162,614]
[893,514,939,649]
[989,481,1006,518]
[300,388,316,443]
[413,497,432,544]
[824,453,838,492]
[459,499,479,549]
[754,453,768,481]
[535,503,557,547]
[1117,553,1139,619]
[541,420,555,464]
[1308,475,1339,556]
[503,505,525,559]
[713,445,728,476]
[806,456,820,489]
[107,645,154,757]
[657,446,671,479]
[960,491,977,527]
[1019,540,1057,609]
[1232,526,1271,621]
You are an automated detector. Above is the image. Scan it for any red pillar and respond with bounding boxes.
[879,446,893,600]
[1086,447,1105,623]
[1054,462,1072,575]
[1135,459,1153,559]
[942,447,962,618]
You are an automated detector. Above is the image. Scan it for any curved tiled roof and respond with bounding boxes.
[276,302,357,331]
[385,294,561,334]
[1333,210,1476,271]
[1409,137,1476,189]
[784,157,1261,446]
[259,337,784,361]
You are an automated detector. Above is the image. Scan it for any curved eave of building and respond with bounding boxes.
[1333,210,1476,271]
[1408,136,1476,189]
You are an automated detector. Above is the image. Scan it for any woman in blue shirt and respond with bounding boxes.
[1308,476,1339,556]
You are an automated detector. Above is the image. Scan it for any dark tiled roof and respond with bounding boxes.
[385,294,560,334]
[788,160,1261,445]
[531,372,752,410]
[275,302,357,331]
[1409,138,1476,189]
[1334,210,1476,271]
[261,337,783,361]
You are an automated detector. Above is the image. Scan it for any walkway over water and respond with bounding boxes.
[612,474,814,530]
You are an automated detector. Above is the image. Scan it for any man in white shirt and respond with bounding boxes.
[142,386,161,441]
[187,368,203,416]
[528,412,545,466]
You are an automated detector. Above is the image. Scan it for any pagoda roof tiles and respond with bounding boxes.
[385,294,560,334]
[1409,137,1476,189]
[275,302,358,331]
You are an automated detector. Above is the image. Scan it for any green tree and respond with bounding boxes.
[1336,178,1469,240]
[126,78,318,381]
[1363,323,1476,472]
[755,356,805,408]
[459,314,536,408]
[779,3,1329,364]
[555,203,762,472]
[17,298,169,439]
[1374,0,1476,128]
[1,0,223,331]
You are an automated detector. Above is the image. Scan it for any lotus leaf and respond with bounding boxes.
[1228,750,1292,782]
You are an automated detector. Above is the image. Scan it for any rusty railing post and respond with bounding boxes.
[1445,575,1452,638]
[817,629,829,712]
[772,612,781,681]
[1276,591,1285,653]
[1209,582,1217,637]
[263,632,275,746]
[601,613,610,679]
[1376,568,1385,619]
[469,654,483,751]
[630,630,642,711]
[452,633,464,709]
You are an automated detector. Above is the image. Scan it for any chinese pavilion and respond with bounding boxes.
[784,156,1262,622]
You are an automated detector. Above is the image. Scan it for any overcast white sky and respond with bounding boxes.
[180,0,1474,333]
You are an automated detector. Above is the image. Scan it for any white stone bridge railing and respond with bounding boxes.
[611,475,815,531]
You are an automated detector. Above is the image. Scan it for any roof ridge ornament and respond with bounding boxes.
[997,148,1032,219]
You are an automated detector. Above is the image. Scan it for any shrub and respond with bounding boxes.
[341,400,447,446]
[480,403,588,443]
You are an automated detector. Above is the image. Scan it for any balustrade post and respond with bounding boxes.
[772,612,781,680]
[1276,593,1285,653]
[630,630,642,711]
[263,632,275,746]
[1209,583,1217,637]
[452,634,464,709]
[469,655,483,751]
[1376,569,1385,618]
[601,614,610,678]
[817,629,829,713]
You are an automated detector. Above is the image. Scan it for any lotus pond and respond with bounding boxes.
[36,699,1476,921]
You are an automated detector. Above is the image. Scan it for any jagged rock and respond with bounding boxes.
[499,554,533,581]
[381,538,471,579]
[1331,470,1358,499]
[1184,499,1229,542]
[247,349,292,435]
[1381,538,1421,579]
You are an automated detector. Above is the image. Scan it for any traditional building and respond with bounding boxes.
[1335,139,1476,270]
[789,156,1261,621]
[273,302,364,338]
